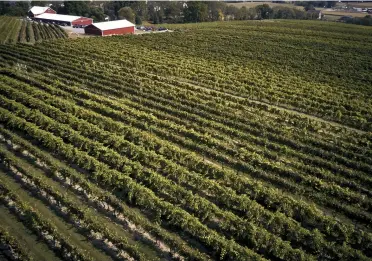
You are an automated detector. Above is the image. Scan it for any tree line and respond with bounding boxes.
[106,1,321,24]
[344,15,372,26]
[0,1,322,24]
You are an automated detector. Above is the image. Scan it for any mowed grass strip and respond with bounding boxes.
[320,11,368,18]
[0,178,61,261]
[0,163,114,261]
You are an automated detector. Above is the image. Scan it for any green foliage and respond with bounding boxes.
[57,1,105,22]
[255,4,274,19]
[272,6,296,19]
[135,15,142,25]
[89,7,105,23]
[344,15,372,26]
[58,1,90,16]
[100,1,319,24]
[304,4,315,11]
[183,1,209,23]
[118,6,135,23]
[0,1,29,16]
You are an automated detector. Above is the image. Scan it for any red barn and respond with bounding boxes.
[84,20,135,36]
[28,6,56,18]
[32,13,93,27]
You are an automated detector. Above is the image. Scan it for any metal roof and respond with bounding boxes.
[34,13,87,22]
[29,6,50,15]
[91,20,135,31]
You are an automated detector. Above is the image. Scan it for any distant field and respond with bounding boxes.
[1,20,372,261]
[347,2,372,8]
[228,2,370,18]
[227,1,303,9]
[323,14,344,21]
[320,10,368,18]
[0,16,67,44]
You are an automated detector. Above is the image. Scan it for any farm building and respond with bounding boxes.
[28,6,56,18]
[84,20,135,36]
[32,13,93,27]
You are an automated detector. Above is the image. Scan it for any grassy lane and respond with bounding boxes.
[0,205,59,261]
[0,193,60,261]
[0,170,114,261]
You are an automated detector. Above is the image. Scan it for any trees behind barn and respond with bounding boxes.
[118,7,135,23]
[103,1,323,24]
[0,1,326,24]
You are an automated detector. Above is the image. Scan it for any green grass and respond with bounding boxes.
[0,194,61,261]
[320,10,368,18]
[227,1,303,10]
[0,167,113,261]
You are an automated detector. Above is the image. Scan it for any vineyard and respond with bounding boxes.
[0,19,371,261]
[0,16,67,44]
